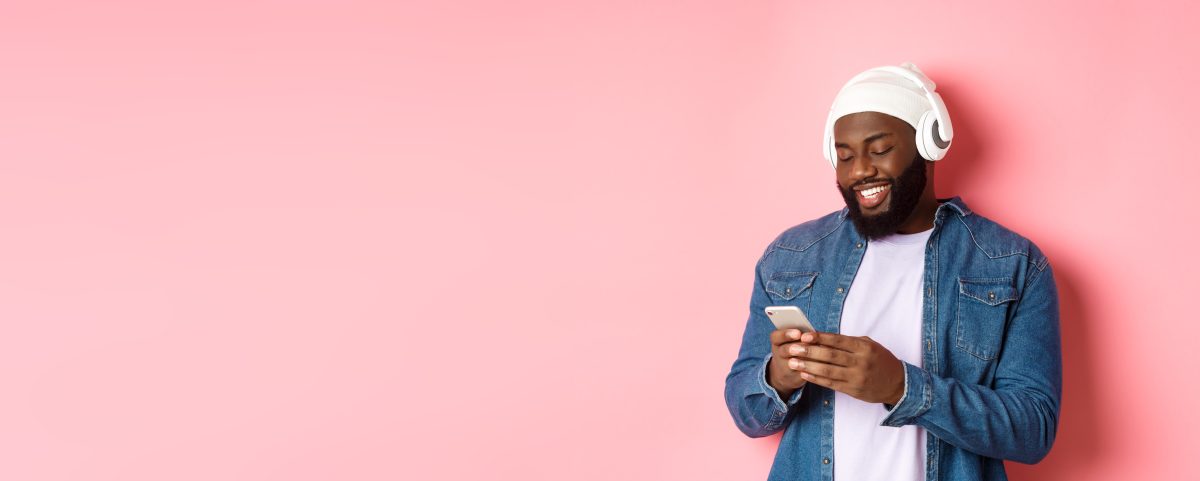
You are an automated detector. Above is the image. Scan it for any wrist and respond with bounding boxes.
[886,362,906,405]
[765,359,801,399]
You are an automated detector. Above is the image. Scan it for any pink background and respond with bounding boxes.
[1,1,1196,479]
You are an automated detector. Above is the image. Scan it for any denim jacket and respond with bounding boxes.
[724,196,1061,481]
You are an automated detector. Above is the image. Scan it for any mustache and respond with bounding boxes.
[844,178,895,191]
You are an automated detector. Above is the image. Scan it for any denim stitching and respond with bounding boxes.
[958,278,1019,305]
[1023,256,1051,290]
[765,272,818,299]
[928,230,940,375]
[954,215,1032,260]
[775,216,846,252]
[765,410,782,430]
[921,372,932,414]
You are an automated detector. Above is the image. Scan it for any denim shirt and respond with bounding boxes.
[724,196,1061,481]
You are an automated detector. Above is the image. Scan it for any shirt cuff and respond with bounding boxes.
[758,352,805,413]
[880,361,932,427]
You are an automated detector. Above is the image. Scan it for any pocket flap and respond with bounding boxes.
[958,277,1018,306]
[766,272,817,300]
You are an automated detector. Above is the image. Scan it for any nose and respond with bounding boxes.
[847,152,878,185]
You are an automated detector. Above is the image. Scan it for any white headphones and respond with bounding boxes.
[822,65,954,168]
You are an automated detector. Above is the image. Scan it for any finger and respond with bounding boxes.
[796,359,849,381]
[787,357,803,370]
[770,328,804,347]
[800,344,856,367]
[802,331,862,352]
[798,370,846,392]
[781,341,810,357]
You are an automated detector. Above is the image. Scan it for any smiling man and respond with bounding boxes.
[724,63,1062,481]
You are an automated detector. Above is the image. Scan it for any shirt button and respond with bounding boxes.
[823,400,830,406]
[823,458,830,464]
[785,287,792,295]
[855,242,862,248]
[988,292,996,300]
[837,287,844,293]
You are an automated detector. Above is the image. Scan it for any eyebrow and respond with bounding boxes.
[834,132,893,149]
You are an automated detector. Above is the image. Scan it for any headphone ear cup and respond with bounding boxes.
[915,112,933,161]
[827,133,838,168]
[916,111,946,161]
[823,110,837,168]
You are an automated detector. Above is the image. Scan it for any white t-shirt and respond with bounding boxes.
[833,227,932,481]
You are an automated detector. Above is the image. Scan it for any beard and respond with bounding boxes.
[838,153,928,240]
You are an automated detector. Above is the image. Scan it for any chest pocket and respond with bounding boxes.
[765,272,818,313]
[955,277,1018,361]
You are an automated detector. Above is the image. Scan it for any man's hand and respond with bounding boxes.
[794,331,906,405]
[766,328,810,399]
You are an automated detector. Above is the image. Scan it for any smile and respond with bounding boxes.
[854,184,891,209]
[860,185,889,198]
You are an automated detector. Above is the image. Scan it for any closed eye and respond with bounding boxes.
[871,147,894,156]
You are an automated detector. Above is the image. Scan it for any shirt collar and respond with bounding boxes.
[937,196,972,217]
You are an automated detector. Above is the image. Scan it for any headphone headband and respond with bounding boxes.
[823,63,954,167]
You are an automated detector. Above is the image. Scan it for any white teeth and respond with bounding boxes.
[859,185,889,198]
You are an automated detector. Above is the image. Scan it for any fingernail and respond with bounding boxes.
[789,345,805,355]
[788,329,800,339]
[801,333,814,342]
[788,358,800,369]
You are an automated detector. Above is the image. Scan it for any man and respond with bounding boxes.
[723,62,1061,481]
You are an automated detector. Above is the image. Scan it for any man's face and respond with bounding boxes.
[833,112,929,239]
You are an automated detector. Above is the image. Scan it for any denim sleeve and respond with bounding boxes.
[724,247,807,438]
[880,262,1062,464]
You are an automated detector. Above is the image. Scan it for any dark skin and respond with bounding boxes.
[767,111,940,405]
